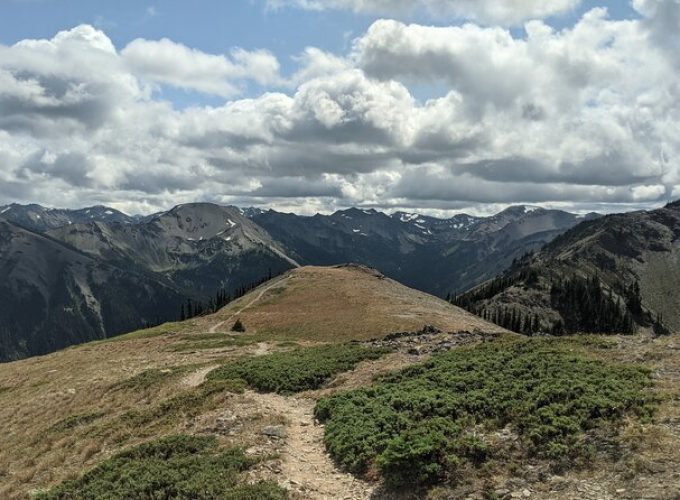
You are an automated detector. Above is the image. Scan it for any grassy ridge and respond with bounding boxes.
[207,344,390,394]
[35,435,286,499]
[315,339,657,487]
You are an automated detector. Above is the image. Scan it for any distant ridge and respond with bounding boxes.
[454,201,680,334]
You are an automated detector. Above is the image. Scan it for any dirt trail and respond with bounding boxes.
[208,277,290,334]
[181,342,271,387]
[252,391,374,499]
[252,342,271,356]
[180,365,218,388]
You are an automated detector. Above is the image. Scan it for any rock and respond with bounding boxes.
[495,489,510,498]
[522,489,531,497]
[261,425,288,438]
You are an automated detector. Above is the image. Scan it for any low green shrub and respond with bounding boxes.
[315,339,657,487]
[35,434,287,499]
[207,344,390,394]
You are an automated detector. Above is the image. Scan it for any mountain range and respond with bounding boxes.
[252,205,599,295]
[0,201,596,361]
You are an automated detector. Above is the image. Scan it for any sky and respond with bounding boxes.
[0,0,678,216]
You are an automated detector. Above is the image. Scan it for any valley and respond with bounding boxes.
[1,204,679,499]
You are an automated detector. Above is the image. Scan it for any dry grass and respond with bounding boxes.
[192,265,507,341]
[0,332,279,499]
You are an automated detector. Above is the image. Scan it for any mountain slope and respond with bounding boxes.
[46,203,297,299]
[0,264,508,498]
[455,201,680,334]
[0,201,594,361]
[0,220,187,361]
[194,264,506,340]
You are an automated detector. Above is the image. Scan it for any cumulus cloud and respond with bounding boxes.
[0,25,142,136]
[0,8,679,216]
[633,0,680,67]
[267,0,582,25]
[122,39,281,96]
[350,11,676,191]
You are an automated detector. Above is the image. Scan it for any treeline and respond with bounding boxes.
[451,267,649,335]
[449,267,541,335]
[180,269,279,321]
[449,267,539,311]
[472,305,541,335]
[549,276,636,334]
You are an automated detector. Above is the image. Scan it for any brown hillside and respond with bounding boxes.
[194,264,506,340]
[0,264,504,498]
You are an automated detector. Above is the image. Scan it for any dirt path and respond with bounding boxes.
[209,277,291,334]
[252,342,271,356]
[180,365,218,388]
[179,342,272,390]
[252,391,374,499]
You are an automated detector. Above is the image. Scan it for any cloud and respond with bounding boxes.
[19,150,94,187]
[288,47,350,87]
[250,175,344,197]
[266,0,582,25]
[0,9,679,216]
[350,12,675,184]
[0,25,141,136]
[121,39,281,96]
[633,0,680,67]
[390,166,668,204]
